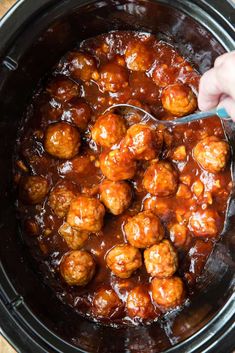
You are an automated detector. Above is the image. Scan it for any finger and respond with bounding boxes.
[198,54,235,111]
[214,52,231,67]
[218,96,235,121]
[198,68,222,110]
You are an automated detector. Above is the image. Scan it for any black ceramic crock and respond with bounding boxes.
[0,1,234,352]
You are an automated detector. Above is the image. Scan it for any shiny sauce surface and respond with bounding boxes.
[14,31,232,326]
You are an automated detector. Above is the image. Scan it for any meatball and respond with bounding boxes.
[100,180,132,215]
[99,149,137,181]
[124,211,164,248]
[144,240,178,278]
[193,136,230,173]
[152,64,178,88]
[67,196,105,232]
[120,124,160,160]
[91,113,126,148]
[143,161,178,197]
[59,222,89,250]
[19,175,49,205]
[48,181,78,218]
[151,277,185,309]
[59,155,96,177]
[188,209,220,237]
[99,62,129,93]
[60,250,95,286]
[125,41,153,71]
[92,288,122,317]
[169,223,187,247]
[46,77,79,102]
[126,286,155,319]
[106,244,142,278]
[161,83,197,117]
[44,122,81,159]
[67,51,98,81]
[64,98,91,130]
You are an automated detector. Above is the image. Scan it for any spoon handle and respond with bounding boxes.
[173,107,230,125]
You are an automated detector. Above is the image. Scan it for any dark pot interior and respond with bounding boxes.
[0,1,234,352]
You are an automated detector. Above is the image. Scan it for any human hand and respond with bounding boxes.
[198,51,235,120]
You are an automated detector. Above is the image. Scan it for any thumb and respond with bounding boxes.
[218,96,235,121]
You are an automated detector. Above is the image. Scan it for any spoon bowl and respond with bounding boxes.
[104,104,230,126]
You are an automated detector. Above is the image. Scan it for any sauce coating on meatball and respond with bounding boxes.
[99,62,129,92]
[44,122,81,159]
[92,288,122,317]
[63,98,91,130]
[60,250,95,286]
[151,276,185,309]
[193,136,230,173]
[124,211,164,248]
[67,196,105,232]
[161,83,197,117]
[120,124,161,160]
[144,240,178,278]
[188,209,221,237]
[100,180,132,215]
[92,113,126,148]
[47,77,79,102]
[143,161,178,197]
[99,149,137,181]
[106,244,142,278]
[66,51,98,81]
[48,181,78,218]
[19,175,49,205]
[125,40,153,71]
[126,286,155,319]
[59,222,89,250]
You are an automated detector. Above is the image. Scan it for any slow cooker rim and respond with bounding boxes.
[0,0,235,352]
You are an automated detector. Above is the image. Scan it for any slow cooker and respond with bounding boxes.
[0,0,234,352]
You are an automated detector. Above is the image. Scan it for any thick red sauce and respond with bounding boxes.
[14,31,232,326]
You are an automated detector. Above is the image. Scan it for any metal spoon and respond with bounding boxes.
[104,104,231,126]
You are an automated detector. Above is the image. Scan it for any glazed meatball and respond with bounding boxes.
[124,211,164,248]
[44,122,81,159]
[46,77,79,102]
[143,161,178,197]
[100,180,132,215]
[48,181,78,218]
[60,250,95,286]
[126,286,155,319]
[19,175,49,205]
[91,113,126,148]
[106,244,142,278]
[99,149,137,181]
[59,222,89,250]
[99,62,129,93]
[161,83,197,117]
[64,98,91,130]
[92,288,122,317]
[120,124,160,161]
[144,240,178,278]
[193,136,230,173]
[67,51,98,81]
[169,224,187,247]
[125,41,153,71]
[188,209,220,237]
[67,196,105,232]
[151,277,185,309]
[59,155,96,177]
[152,64,178,88]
